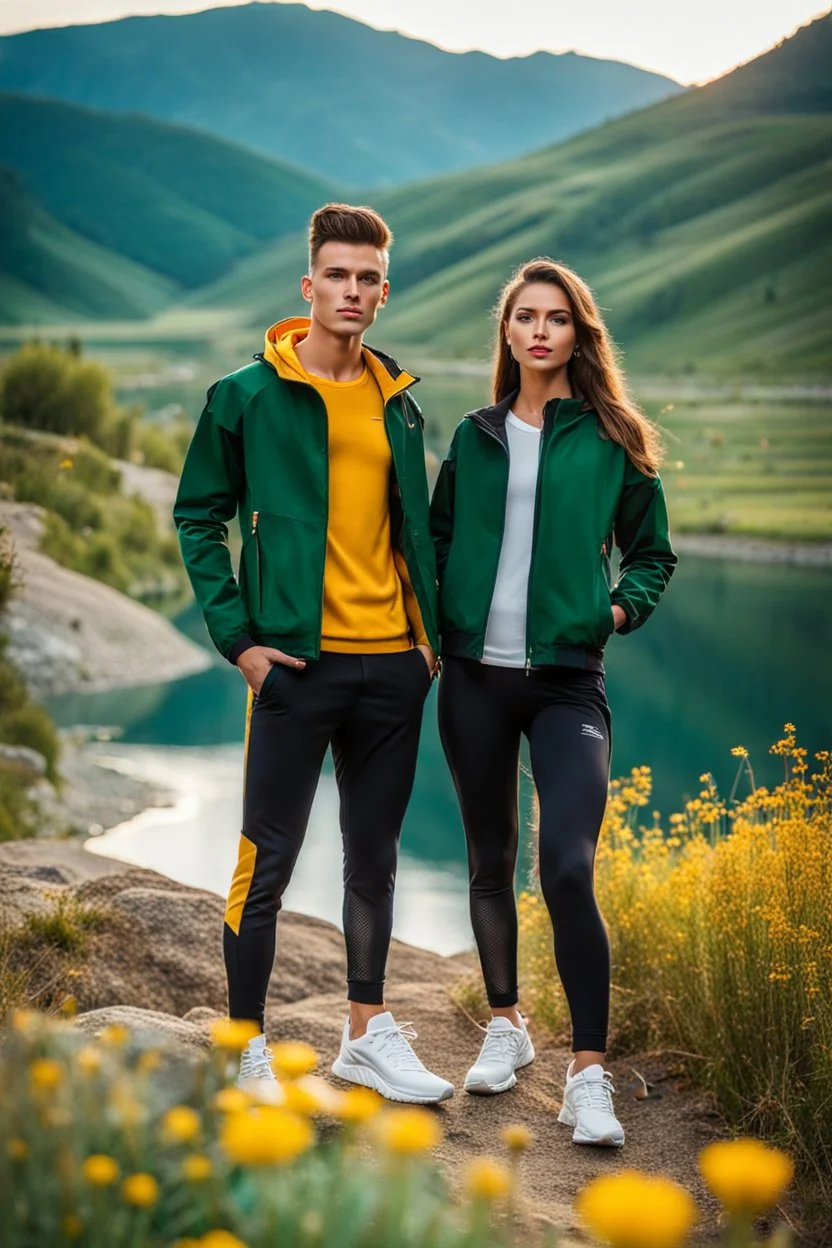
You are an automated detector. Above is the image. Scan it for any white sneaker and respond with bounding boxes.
[557,1060,625,1147]
[237,1033,277,1089]
[331,1011,453,1105]
[464,1015,535,1095]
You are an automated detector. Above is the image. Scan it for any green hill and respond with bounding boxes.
[0,94,338,292]
[0,168,177,323]
[191,12,831,379]
[0,3,682,187]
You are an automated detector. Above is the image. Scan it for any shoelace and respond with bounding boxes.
[571,1069,616,1112]
[477,1023,522,1060]
[239,1046,275,1081]
[372,1022,426,1071]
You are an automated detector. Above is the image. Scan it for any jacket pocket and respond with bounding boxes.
[246,511,323,639]
[595,547,615,643]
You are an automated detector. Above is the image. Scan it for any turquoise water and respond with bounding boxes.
[48,555,831,953]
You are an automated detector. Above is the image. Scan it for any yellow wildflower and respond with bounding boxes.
[109,1083,144,1126]
[201,1233,249,1248]
[182,1153,213,1182]
[7,1138,28,1161]
[122,1172,159,1208]
[59,459,74,470]
[11,1009,39,1034]
[373,1107,442,1155]
[699,1139,794,1217]
[213,1087,250,1113]
[75,1046,102,1076]
[464,1157,513,1201]
[270,1041,318,1078]
[221,1106,313,1166]
[501,1123,533,1154]
[337,1086,383,1123]
[576,1170,697,1248]
[82,1154,120,1186]
[136,1049,161,1074]
[210,1019,261,1052]
[281,1074,342,1115]
[99,1023,130,1048]
[30,1058,63,1091]
[161,1105,201,1144]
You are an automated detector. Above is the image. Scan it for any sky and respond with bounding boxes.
[0,0,828,83]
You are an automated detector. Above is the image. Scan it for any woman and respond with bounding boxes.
[431,258,677,1146]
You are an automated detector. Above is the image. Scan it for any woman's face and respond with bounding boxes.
[504,282,577,374]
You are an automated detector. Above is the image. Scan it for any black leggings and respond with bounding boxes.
[438,657,611,1052]
[224,648,431,1030]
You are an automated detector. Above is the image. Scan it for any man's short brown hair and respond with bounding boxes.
[308,203,393,271]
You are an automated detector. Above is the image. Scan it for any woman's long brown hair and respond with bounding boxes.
[492,257,662,476]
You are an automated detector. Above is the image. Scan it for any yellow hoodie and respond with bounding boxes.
[263,319,428,653]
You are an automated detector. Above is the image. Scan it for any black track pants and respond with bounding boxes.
[224,649,431,1029]
[438,656,612,1052]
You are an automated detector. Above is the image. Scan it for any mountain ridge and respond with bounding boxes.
[0,1,683,186]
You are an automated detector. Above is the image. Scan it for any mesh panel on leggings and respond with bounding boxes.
[470,886,518,1003]
[343,888,390,987]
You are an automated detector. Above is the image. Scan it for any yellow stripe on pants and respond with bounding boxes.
[224,684,256,935]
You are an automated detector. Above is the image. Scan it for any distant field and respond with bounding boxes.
[0,328,828,542]
[415,372,832,542]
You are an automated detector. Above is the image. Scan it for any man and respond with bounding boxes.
[174,203,452,1103]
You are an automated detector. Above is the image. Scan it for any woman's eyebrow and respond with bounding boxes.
[515,305,572,315]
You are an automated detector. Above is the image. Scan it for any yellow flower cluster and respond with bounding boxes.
[576,1170,697,1248]
[519,725,830,1201]
[699,1138,794,1217]
[220,1106,314,1166]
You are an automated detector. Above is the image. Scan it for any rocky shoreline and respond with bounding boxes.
[1,500,212,698]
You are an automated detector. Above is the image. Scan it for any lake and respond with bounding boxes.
[47,554,831,955]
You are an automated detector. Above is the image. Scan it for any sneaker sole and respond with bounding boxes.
[331,1057,453,1105]
[463,1047,536,1096]
[557,1105,625,1147]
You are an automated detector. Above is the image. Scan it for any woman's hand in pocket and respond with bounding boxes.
[611,605,628,632]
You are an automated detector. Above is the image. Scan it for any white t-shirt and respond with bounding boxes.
[481,411,541,668]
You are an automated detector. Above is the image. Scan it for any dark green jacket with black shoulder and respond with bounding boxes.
[173,337,439,664]
[430,392,677,669]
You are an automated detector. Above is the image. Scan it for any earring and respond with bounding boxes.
[572,346,581,358]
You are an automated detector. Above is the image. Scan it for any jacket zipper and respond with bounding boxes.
[469,415,510,661]
[255,353,426,653]
[524,403,557,674]
[251,510,261,611]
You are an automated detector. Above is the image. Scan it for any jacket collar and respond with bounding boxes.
[465,389,591,444]
[260,316,418,404]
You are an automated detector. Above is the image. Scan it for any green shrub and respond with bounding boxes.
[133,419,191,474]
[20,895,109,954]
[0,765,38,841]
[0,343,117,446]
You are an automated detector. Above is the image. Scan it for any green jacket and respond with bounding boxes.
[430,393,677,669]
[173,346,439,663]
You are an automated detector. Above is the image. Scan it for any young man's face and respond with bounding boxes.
[301,242,389,338]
